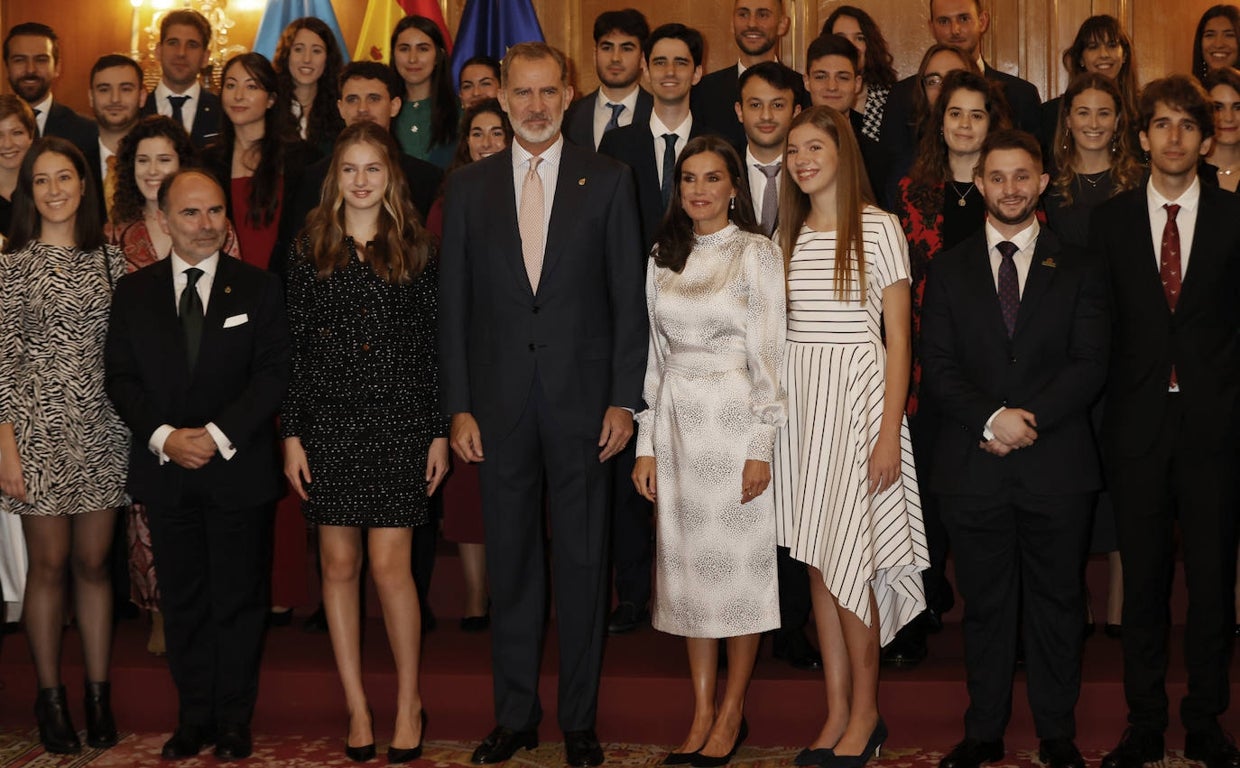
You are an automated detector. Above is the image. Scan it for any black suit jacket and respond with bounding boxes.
[563,87,655,149]
[920,227,1108,495]
[439,141,648,440]
[1090,182,1240,458]
[42,100,95,156]
[690,62,809,149]
[598,118,707,250]
[80,124,107,214]
[142,88,223,149]
[105,255,291,508]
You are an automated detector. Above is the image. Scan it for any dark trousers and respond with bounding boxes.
[942,488,1093,742]
[1108,395,1238,736]
[478,378,611,732]
[412,494,439,617]
[774,546,811,641]
[910,403,953,615]
[146,495,274,730]
[610,439,651,608]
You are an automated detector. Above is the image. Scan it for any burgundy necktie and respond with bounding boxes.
[1160,203,1182,388]
[996,240,1019,337]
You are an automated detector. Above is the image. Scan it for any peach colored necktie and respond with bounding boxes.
[519,156,545,292]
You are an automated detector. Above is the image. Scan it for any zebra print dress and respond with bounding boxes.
[772,209,929,645]
[0,241,129,516]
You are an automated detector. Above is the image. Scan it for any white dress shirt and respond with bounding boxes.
[154,80,203,135]
[511,135,563,239]
[591,85,640,149]
[746,145,781,224]
[649,111,693,188]
[148,251,236,463]
[1147,176,1200,276]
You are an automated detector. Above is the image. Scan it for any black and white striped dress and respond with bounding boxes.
[772,208,928,645]
[0,242,129,516]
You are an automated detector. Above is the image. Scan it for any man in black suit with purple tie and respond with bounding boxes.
[439,43,647,768]
[920,129,1107,768]
[1091,75,1240,768]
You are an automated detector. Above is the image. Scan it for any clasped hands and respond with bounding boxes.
[164,427,218,470]
[979,407,1038,457]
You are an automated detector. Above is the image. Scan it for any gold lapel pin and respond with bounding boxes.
[224,285,232,293]
[578,177,586,186]
[1041,258,1056,268]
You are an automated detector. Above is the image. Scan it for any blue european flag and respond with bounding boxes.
[449,0,545,85]
[252,0,350,63]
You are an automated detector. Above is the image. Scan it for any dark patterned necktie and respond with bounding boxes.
[1160,203,1182,388]
[168,95,190,129]
[997,240,1020,337]
[603,102,625,134]
[660,133,677,209]
[180,267,204,368]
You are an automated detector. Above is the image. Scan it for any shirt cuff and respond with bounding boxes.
[205,422,236,461]
[982,407,1004,441]
[149,424,175,465]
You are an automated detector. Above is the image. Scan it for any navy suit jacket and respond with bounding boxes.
[597,117,707,250]
[438,140,648,440]
[563,87,654,149]
[920,227,1108,495]
[105,254,291,508]
[690,62,809,149]
[142,88,222,149]
[1090,182,1240,457]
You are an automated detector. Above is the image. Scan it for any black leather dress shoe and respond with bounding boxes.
[214,724,253,761]
[880,624,927,668]
[1185,731,1240,768]
[565,728,605,767]
[939,738,1004,768]
[1100,728,1164,768]
[607,602,649,635]
[460,613,491,632]
[1104,623,1122,639]
[773,630,823,670]
[161,725,214,760]
[471,726,538,764]
[1039,738,1085,768]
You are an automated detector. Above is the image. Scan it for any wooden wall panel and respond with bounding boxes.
[0,0,1229,116]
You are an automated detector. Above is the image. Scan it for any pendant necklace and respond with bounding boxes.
[1080,170,1107,188]
[950,180,974,207]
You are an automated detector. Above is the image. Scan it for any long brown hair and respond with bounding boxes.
[1063,15,1140,122]
[652,136,759,273]
[909,70,1011,188]
[1051,73,1142,205]
[778,106,873,305]
[303,122,431,283]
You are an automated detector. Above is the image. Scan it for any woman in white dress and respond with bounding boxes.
[773,107,929,768]
[632,135,786,767]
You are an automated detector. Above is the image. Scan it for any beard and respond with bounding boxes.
[512,112,563,146]
[986,197,1039,227]
[11,76,49,104]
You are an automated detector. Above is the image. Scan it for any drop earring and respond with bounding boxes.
[729,196,736,211]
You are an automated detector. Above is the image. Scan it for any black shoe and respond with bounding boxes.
[35,685,81,754]
[268,608,293,627]
[388,710,427,763]
[1038,738,1085,768]
[1100,728,1164,768]
[773,630,823,670]
[346,741,376,762]
[939,738,1004,768]
[690,718,747,768]
[881,624,927,668]
[923,608,945,634]
[84,681,118,748]
[565,728,604,767]
[1185,731,1240,768]
[1104,623,1122,639]
[302,604,329,633]
[214,724,253,761]
[471,726,538,764]
[161,725,213,760]
[607,602,649,635]
[460,613,491,632]
[664,749,701,765]
[794,748,835,767]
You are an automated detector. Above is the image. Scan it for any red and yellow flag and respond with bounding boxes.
[353,0,452,64]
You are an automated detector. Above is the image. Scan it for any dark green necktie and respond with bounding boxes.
[180,267,204,368]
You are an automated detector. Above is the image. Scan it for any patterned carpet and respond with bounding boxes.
[0,732,1196,768]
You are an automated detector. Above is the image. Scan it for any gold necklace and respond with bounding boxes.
[949,180,974,207]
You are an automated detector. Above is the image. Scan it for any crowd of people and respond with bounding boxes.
[0,1,1237,768]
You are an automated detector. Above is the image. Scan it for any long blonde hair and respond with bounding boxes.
[304,121,431,283]
[778,106,874,304]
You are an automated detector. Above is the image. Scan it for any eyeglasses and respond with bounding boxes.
[923,74,945,89]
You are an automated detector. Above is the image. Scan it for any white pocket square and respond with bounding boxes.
[223,313,249,328]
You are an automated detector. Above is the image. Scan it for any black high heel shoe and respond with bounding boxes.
[387,710,427,763]
[346,708,376,763]
[84,681,118,748]
[824,718,887,768]
[35,686,81,754]
[690,718,748,768]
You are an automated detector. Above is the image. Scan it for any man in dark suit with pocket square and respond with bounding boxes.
[920,129,1107,768]
[440,42,647,768]
[140,9,222,150]
[105,170,290,762]
[1091,75,1240,768]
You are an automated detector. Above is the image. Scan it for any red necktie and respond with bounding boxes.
[1160,203,1181,388]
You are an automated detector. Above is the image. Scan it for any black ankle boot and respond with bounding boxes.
[84,681,118,748]
[35,685,81,754]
